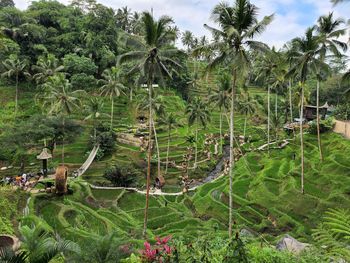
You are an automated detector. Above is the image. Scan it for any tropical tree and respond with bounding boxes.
[1,55,29,115]
[288,27,322,194]
[118,11,182,237]
[84,97,108,141]
[99,66,126,131]
[42,74,82,164]
[116,6,131,32]
[315,12,347,161]
[209,73,230,154]
[32,53,64,84]
[0,220,79,263]
[204,0,273,237]
[186,97,210,168]
[181,30,194,53]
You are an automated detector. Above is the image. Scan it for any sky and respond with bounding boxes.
[14,0,350,50]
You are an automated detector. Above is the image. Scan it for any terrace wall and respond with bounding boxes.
[334,120,350,139]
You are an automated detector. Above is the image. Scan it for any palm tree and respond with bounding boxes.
[181,30,195,53]
[289,27,322,194]
[315,12,347,161]
[116,6,131,32]
[84,97,108,141]
[3,220,80,263]
[42,74,82,165]
[331,0,349,4]
[32,54,64,84]
[204,0,273,237]
[186,97,210,168]
[99,66,126,131]
[162,113,177,174]
[1,55,29,115]
[209,73,230,154]
[118,12,182,237]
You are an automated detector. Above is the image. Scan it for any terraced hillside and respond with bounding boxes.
[28,132,350,250]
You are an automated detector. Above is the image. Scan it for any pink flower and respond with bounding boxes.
[161,236,172,244]
[144,242,151,250]
[163,244,172,255]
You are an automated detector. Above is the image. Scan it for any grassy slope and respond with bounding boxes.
[29,132,350,249]
[1,69,350,251]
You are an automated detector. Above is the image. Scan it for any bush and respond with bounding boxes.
[307,118,334,135]
[70,73,97,90]
[103,164,140,187]
[63,53,98,75]
[334,103,350,121]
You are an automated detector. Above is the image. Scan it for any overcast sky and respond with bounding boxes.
[14,0,350,49]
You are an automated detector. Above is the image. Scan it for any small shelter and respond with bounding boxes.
[36,148,52,176]
[304,102,329,121]
[55,166,68,195]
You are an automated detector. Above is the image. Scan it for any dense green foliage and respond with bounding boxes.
[0,0,349,262]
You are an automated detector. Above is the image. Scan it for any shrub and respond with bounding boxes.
[70,73,97,90]
[307,118,334,135]
[103,164,140,187]
[334,103,350,121]
[63,53,97,75]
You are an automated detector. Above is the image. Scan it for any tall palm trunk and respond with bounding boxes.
[289,79,295,138]
[194,121,198,168]
[62,116,65,165]
[219,109,223,154]
[15,73,19,116]
[110,97,114,131]
[243,112,247,139]
[165,126,171,174]
[152,118,161,179]
[267,86,271,155]
[228,69,236,238]
[143,78,153,238]
[316,80,323,161]
[300,84,305,194]
[275,92,278,118]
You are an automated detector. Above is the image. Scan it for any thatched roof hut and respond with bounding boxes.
[155,175,165,189]
[55,166,68,195]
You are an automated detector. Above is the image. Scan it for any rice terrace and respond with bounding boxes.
[0,0,350,262]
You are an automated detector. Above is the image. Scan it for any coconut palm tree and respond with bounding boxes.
[181,30,195,53]
[118,11,182,237]
[32,54,64,84]
[204,0,273,237]
[84,97,108,141]
[315,12,347,161]
[209,73,230,154]
[186,97,210,168]
[99,66,126,131]
[1,55,29,115]
[42,74,83,165]
[289,27,323,194]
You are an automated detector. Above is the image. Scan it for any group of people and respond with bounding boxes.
[1,172,37,189]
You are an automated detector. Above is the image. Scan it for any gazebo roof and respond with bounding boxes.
[305,102,329,109]
[37,148,52,160]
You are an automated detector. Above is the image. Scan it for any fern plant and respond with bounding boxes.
[312,208,350,261]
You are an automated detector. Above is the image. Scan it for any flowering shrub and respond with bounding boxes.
[141,236,174,262]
